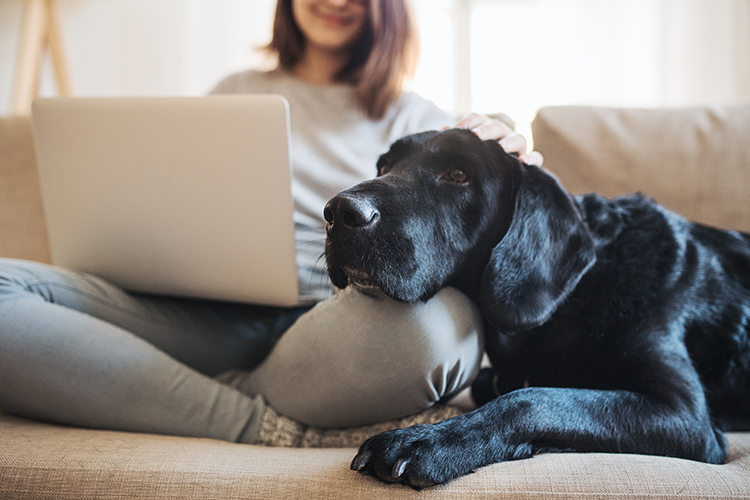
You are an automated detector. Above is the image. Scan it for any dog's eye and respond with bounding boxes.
[444,168,468,184]
[377,161,392,176]
[377,156,395,176]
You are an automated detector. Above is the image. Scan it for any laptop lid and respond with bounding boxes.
[31,95,299,307]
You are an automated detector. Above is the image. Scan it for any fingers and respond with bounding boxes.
[497,132,526,156]
[453,113,513,142]
[453,112,498,131]
[454,113,518,152]
[520,151,544,166]
[448,112,544,166]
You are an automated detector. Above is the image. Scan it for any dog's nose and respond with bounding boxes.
[324,195,379,233]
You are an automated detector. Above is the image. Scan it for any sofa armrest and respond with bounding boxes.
[0,116,50,263]
[531,104,750,232]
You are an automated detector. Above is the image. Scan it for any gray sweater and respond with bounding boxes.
[211,69,452,302]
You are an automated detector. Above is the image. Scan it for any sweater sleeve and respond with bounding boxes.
[208,69,271,95]
[388,92,455,142]
[208,74,237,95]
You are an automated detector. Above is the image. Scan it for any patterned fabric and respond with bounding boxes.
[216,368,463,448]
[255,404,463,448]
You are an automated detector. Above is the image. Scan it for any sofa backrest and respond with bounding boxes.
[2,105,749,264]
[0,116,50,263]
[531,104,750,232]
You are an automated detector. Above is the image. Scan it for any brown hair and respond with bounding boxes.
[266,0,420,120]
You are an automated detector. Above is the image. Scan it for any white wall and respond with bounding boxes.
[0,0,277,113]
[2,0,748,120]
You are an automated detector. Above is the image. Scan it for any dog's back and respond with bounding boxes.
[572,193,750,430]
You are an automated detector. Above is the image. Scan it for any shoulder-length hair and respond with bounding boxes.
[266,0,420,120]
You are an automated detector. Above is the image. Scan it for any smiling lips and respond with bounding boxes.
[315,12,351,28]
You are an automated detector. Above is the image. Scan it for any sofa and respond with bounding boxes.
[1,104,750,499]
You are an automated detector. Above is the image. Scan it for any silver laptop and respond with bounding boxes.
[31,95,300,307]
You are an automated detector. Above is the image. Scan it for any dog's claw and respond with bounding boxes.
[392,458,408,478]
[350,425,457,487]
[350,449,371,471]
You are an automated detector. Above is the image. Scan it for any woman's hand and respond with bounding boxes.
[451,112,544,166]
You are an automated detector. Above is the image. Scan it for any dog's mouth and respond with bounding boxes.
[325,232,419,301]
[342,266,382,291]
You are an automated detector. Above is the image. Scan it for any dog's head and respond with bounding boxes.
[324,129,596,332]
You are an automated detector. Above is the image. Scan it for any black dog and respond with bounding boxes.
[323,128,750,488]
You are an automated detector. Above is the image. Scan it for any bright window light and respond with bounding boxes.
[412,0,666,137]
[411,0,454,112]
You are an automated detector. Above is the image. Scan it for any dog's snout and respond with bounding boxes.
[324,195,380,234]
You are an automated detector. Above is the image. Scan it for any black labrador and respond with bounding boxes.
[323,128,750,489]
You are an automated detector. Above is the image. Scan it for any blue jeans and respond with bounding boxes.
[0,258,483,443]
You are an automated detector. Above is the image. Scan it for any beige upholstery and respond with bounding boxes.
[531,104,750,231]
[1,414,749,499]
[0,116,50,263]
[1,111,750,498]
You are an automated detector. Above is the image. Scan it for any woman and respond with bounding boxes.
[0,0,541,444]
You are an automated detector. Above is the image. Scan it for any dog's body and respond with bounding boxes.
[323,129,750,488]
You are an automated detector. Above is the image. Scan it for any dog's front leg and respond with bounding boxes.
[351,386,727,488]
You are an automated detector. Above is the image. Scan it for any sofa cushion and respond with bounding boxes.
[0,116,50,263]
[531,104,750,232]
[1,414,749,499]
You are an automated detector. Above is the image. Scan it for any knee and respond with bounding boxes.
[360,286,485,401]
[0,259,81,303]
[245,286,484,427]
[0,259,49,300]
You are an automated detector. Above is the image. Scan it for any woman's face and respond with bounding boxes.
[292,0,369,55]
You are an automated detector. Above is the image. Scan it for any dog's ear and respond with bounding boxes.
[479,163,596,333]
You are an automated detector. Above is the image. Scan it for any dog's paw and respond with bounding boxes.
[350,424,470,489]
